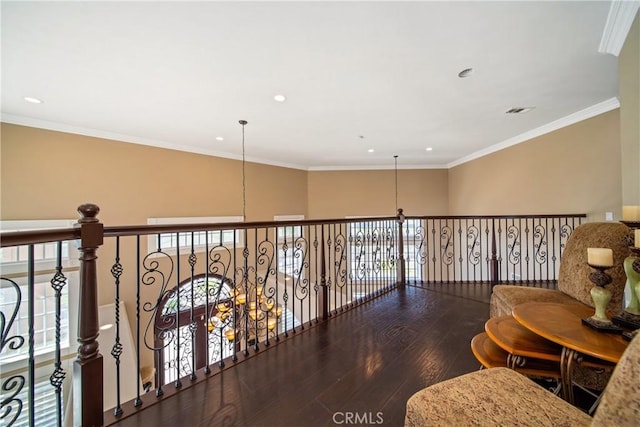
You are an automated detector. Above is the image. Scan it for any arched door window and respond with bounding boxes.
[154,274,233,385]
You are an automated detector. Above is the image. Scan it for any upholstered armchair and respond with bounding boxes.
[490,222,630,318]
[488,222,631,392]
[405,330,640,426]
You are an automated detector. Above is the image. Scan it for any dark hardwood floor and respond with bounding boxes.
[112,284,492,427]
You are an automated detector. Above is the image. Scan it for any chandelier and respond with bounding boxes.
[204,120,284,360]
[208,286,284,356]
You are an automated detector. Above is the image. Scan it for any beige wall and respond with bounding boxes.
[307,169,449,219]
[1,109,623,225]
[1,107,625,225]
[448,110,621,221]
[619,13,640,206]
[0,124,307,223]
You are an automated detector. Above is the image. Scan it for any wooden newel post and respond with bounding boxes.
[490,218,499,285]
[73,203,104,426]
[397,209,406,287]
[319,225,329,321]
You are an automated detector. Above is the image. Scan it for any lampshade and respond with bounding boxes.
[236,293,247,305]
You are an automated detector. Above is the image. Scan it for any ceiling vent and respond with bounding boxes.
[506,107,534,114]
[458,68,474,78]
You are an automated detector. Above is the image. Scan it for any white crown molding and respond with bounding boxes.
[307,164,447,171]
[599,0,640,56]
[447,97,620,169]
[1,97,621,172]
[0,113,448,171]
[0,113,308,171]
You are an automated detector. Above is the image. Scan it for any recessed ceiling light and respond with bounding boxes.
[215,136,224,141]
[368,148,375,153]
[23,96,43,104]
[274,94,287,102]
[458,68,474,78]
[426,147,433,151]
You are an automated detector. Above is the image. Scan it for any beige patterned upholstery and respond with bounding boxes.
[405,331,640,426]
[591,331,640,425]
[490,222,631,390]
[490,222,630,318]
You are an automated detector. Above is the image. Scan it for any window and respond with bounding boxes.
[274,215,304,276]
[343,216,426,282]
[0,277,70,365]
[147,216,244,254]
[346,216,398,281]
[0,220,78,365]
[402,218,424,281]
[0,219,78,276]
[156,275,234,385]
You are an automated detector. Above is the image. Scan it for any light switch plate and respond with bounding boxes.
[605,212,614,221]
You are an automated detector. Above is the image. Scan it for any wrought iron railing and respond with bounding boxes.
[0,205,586,426]
[0,225,86,427]
[0,205,402,426]
[402,214,586,285]
[100,215,400,423]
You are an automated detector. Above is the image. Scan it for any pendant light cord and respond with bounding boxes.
[394,155,398,213]
[239,120,248,221]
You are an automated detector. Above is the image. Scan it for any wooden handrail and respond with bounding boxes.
[0,228,79,247]
[102,216,399,238]
[405,214,587,220]
[1,214,586,244]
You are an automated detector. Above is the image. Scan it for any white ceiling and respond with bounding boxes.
[1,1,623,170]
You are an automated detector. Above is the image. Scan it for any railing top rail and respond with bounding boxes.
[405,214,587,220]
[0,213,588,245]
[103,216,399,237]
[0,216,400,245]
[0,227,79,247]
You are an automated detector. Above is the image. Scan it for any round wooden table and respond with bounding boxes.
[484,316,562,377]
[512,302,628,405]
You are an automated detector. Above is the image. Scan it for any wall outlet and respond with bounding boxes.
[605,211,614,221]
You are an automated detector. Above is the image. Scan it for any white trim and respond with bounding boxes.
[447,97,620,168]
[274,216,305,247]
[147,215,243,225]
[146,215,244,255]
[0,219,80,275]
[0,114,309,171]
[273,215,305,221]
[1,96,623,172]
[599,0,640,56]
[0,218,76,232]
[307,164,447,171]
